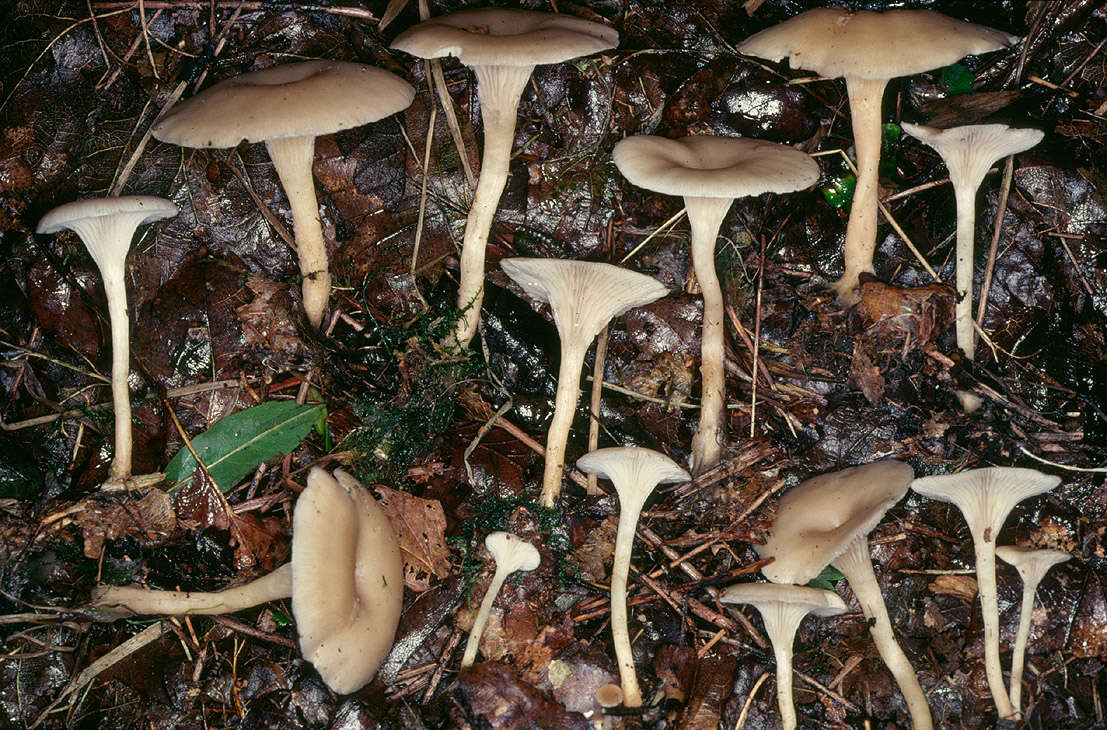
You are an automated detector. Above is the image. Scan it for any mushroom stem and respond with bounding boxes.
[102,269,133,481]
[757,602,812,730]
[974,539,1017,719]
[1008,572,1039,714]
[89,563,293,618]
[834,76,887,306]
[952,185,978,359]
[266,135,330,329]
[610,491,648,706]
[461,563,511,667]
[832,537,934,730]
[540,340,589,508]
[446,64,535,350]
[685,196,734,474]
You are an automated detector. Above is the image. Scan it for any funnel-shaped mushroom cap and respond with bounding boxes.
[500,258,668,347]
[485,531,541,573]
[720,582,848,617]
[759,460,913,585]
[901,123,1043,191]
[152,61,415,148]
[911,467,1060,543]
[578,446,690,507]
[997,545,1071,582]
[292,467,403,694]
[738,8,1016,80]
[391,8,618,67]
[37,196,178,272]
[612,136,819,199]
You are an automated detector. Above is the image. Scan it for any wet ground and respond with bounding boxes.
[1,0,1105,728]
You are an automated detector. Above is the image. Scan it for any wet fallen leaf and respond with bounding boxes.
[74,489,175,559]
[372,485,450,591]
[929,574,978,602]
[850,342,886,406]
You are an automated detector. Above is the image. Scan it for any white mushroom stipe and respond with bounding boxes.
[900,123,1043,359]
[996,545,1071,717]
[577,447,689,707]
[720,583,847,730]
[90,563,292,618]
[460,531,540,667]
[911,467,1061,720]
[501,258,669,507]
[37,196,178,486]
[392,9,618,350]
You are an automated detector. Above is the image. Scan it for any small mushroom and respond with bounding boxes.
[89,467,403,694]
[900,123,1043,360]
[996,545,1071,716]
[720,582,847,730]
[392,9,618,350]
[500,258,669,507]
[460,531,541,667]
[911,467,1061,720]
[611,136,819,473]
[738,8,1016,305]
[577,446,689,707]
[152,61,415,327]
[37,196,178,488]
[758,460,933,730]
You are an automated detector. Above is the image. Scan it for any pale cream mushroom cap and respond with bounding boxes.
[576,446,690,502]
[485,530,541,573]
[996,545,1071,582]
[901,123,1043,192]
[37,196,178,271]
[738,8,1017,80]
[910,467,1060,541]
[292,467,403,694]
[759,460,913,584]
[391,8,618,67]
[720,581,848,617]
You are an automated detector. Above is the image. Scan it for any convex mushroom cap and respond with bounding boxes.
[152,61,415,328]
[501,258,668,507]
[739,8,1016,305]
[460,531,541,667]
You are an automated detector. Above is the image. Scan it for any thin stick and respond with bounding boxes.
[734,671,771,730]
[974,156,1014,337]
[586,326,609,494]
[620,208,686,264]
[138,0,160,79]
[749,236,765,437]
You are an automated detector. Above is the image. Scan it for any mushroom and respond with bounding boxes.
[500,258,669,507]
[460,531,541,667]
[611,136,819,473]
[152,60,415,328]
[996,545,1071,716]
[577,446,690,707]
[36,196,178,488]
[720,582,847,730]
[758,460,933,730]
[738,8,1017,305]
[88,467,403,694]
[900,123,1043,359]
[911,467,1061,719]
[392,9,618,350]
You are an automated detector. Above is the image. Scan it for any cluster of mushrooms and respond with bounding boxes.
[32,4,1071,724]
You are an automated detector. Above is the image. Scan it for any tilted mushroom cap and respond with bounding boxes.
[738,8,1017,80]
[500,258,669,345]
[612,136,820,199]
[391,8,618,67]
[910,467,1060,542]
[152,61,415,148]
[577,446,690,496]
[996,545,1071,579]
[37,196,178,270]
[759,460,914,585]
[485,530,541,573]
[900,123,1044,190]
[720,581,847,617]
[292,467,403,694]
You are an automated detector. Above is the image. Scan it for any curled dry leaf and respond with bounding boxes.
[372,484,450,591]
[850,341,885,406]
[928,574,979,602]
[75,489,176,559]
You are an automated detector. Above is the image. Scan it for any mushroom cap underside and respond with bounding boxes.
[485,531,541,572]
[720,582,848,617]
[577,446,690,496]
[36,196,178,235]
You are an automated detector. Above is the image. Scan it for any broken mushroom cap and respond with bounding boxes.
[900,123,1043,360]
[501,258,669,507]
[720,582,847,730]
[152,61,415,328]
[577,447,689,707]
[612,136,818,473]
[911,467,1061,719]
[461,531,541,667]
[739,8,1016,305]
[37,196,178,486]
[996,545,1071,716]
[392,9,618,351]
[757,460,933,730]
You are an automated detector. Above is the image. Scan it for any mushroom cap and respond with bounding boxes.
[577,446,690,509]
[292,467,403,694]
[391,8,618,68]
[910,467,1061,544]
[36,196,178,235]
[152,61,415,149]
[500,258,668,349]
[758,460,914,585]
[901,122,1043,190]
[738,8,1016,81]
[720,582,848,618]
[485,531,541,573]
[595,682,624,708]
[612,135,819,200]
[996,545,1071,584]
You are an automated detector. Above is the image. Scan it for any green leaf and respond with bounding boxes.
[164,400,325,493]
[808,566,845,591]
[941,63,974,96]
[821,173,856,208]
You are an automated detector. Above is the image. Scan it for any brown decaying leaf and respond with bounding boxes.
[850,341,886,406]
[1069,571,1107,658]
[568,514,617,582]
[928,574,979,602]
[228,513,289,572]
[856,279,955,347]
[372,484,450,591]
[75,489,175,559]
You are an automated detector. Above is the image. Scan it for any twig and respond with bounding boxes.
[1018,446,1107,473]
[974,156,1014,338]
[734,671,771,730]
[749,236,765,438]
[620,208,686,264]
[490,415,590,490]
[586,325,609,494]
[209,615,297,648]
